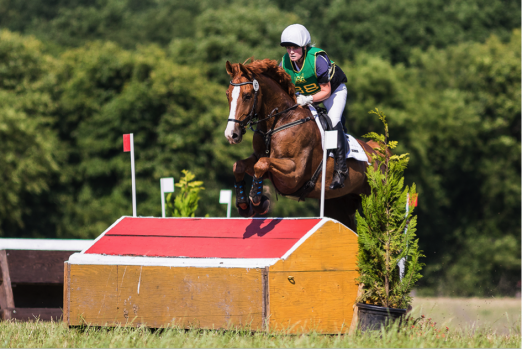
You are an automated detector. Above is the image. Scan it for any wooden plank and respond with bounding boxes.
[6,250,77,284]
[85,236,300,259]
[268,271,359,334]
[68,264,119,325]
[270,221,358,272]
[68,264,264,329]
[102,217,320,239]
[4,308,62,321]
[0,250,15,314]
[63,262,69,325]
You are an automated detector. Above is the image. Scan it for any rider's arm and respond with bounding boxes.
[312,82,331,102]
[312,53,332,102]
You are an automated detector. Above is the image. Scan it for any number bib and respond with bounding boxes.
[282,47,333,95]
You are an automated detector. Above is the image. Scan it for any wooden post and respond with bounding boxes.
[262,266,270,331]
[63,262,70,325]
[0,250,15,320]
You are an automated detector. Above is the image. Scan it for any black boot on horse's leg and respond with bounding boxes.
[235,179,255,217]
[249,176,263,206]
[234,180,248,210]
[330,123,349,190]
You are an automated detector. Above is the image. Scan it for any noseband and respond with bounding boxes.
[227,79,260,134]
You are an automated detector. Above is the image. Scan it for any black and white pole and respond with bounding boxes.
[160,177,175,218]
[123,133,137,217]
[320,130,338,218]
[219,189,232,218]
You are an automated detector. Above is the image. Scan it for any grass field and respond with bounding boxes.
[0,298,519,348]
[411,297,521,335]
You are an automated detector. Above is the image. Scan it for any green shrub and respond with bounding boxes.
[166,169,205,217]
[356,109,424,308]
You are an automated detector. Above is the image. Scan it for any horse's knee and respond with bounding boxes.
[254,158,270,176]
[233,161,245,175]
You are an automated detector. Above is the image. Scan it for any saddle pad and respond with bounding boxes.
[309,105,370,164]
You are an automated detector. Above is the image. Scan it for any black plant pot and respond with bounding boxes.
[357,303,407,332]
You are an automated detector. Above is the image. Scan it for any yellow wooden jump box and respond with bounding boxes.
[64,217,359,333]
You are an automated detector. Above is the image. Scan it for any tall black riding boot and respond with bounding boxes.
[329,123,349,189]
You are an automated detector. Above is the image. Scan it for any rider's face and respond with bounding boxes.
[286,46,303,62]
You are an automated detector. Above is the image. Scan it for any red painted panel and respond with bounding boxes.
[105,217,320,239]
[86,236,298,258]
[84,217,322,258]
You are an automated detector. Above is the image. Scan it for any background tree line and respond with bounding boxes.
[0,0,520,297]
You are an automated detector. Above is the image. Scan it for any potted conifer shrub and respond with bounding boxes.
[355,109,424,332]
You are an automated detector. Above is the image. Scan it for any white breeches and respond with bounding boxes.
[322,83,347,128]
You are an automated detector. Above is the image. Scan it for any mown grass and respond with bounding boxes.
[0,317,519,348]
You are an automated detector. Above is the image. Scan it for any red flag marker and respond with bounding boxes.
[123,134,131,152]
[409,193,418,207]
[123,133,136,217]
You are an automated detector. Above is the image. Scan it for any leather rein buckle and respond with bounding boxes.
[227,79,260,134]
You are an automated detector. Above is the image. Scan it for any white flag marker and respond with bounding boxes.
[219,189,233,218]
[320,130,338,218]
[123,134,137,217]
[160,177,175,218]
[399,193,418,279]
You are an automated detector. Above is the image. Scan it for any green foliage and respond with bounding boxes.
[166,170,205,218]
[0,30,62,236]
[356,109,424,309]
[168,3,297,83]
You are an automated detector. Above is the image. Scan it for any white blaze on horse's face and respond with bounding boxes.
[225,86,241,144]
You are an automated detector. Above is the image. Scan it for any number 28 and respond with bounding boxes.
[295,83,319,94]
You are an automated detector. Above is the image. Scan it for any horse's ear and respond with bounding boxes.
[238,63,252,80]
[226,61,234,77]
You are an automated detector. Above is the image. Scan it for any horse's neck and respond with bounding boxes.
[258,76,297,132]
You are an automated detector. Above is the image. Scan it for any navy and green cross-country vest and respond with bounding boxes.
[282,47,344,95]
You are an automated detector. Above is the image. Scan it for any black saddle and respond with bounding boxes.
[314,105,348,133]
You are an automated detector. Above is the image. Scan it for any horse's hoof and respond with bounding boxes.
[251,195,261,206]
[239,203,248,210]
[237,201,255,218]
[252,196,270,216]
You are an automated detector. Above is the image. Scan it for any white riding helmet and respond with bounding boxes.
[280,24,311,47]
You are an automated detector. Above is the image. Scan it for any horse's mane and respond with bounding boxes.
[244,58,296,102]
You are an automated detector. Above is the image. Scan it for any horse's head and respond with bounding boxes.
[224,61,262,144]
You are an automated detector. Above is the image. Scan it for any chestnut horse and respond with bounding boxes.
[224,59,376,231]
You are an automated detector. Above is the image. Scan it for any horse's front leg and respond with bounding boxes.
[250,157,296,206]
[233,154,258,210]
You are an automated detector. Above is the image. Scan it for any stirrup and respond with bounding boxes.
[249,176,263,205]
[330,170,348,189]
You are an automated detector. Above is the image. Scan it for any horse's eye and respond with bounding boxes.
[243,93,252,100]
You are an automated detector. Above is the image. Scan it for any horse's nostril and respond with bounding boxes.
[232,133,239,139]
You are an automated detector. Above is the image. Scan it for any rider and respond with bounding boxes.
[280,24,349,189]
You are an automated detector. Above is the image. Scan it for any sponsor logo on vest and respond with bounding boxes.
[295,75,306,84]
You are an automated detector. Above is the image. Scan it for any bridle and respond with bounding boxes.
[227,76,311,155]
[227,79,260,135]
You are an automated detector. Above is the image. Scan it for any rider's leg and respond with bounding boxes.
[323,84,349,189]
